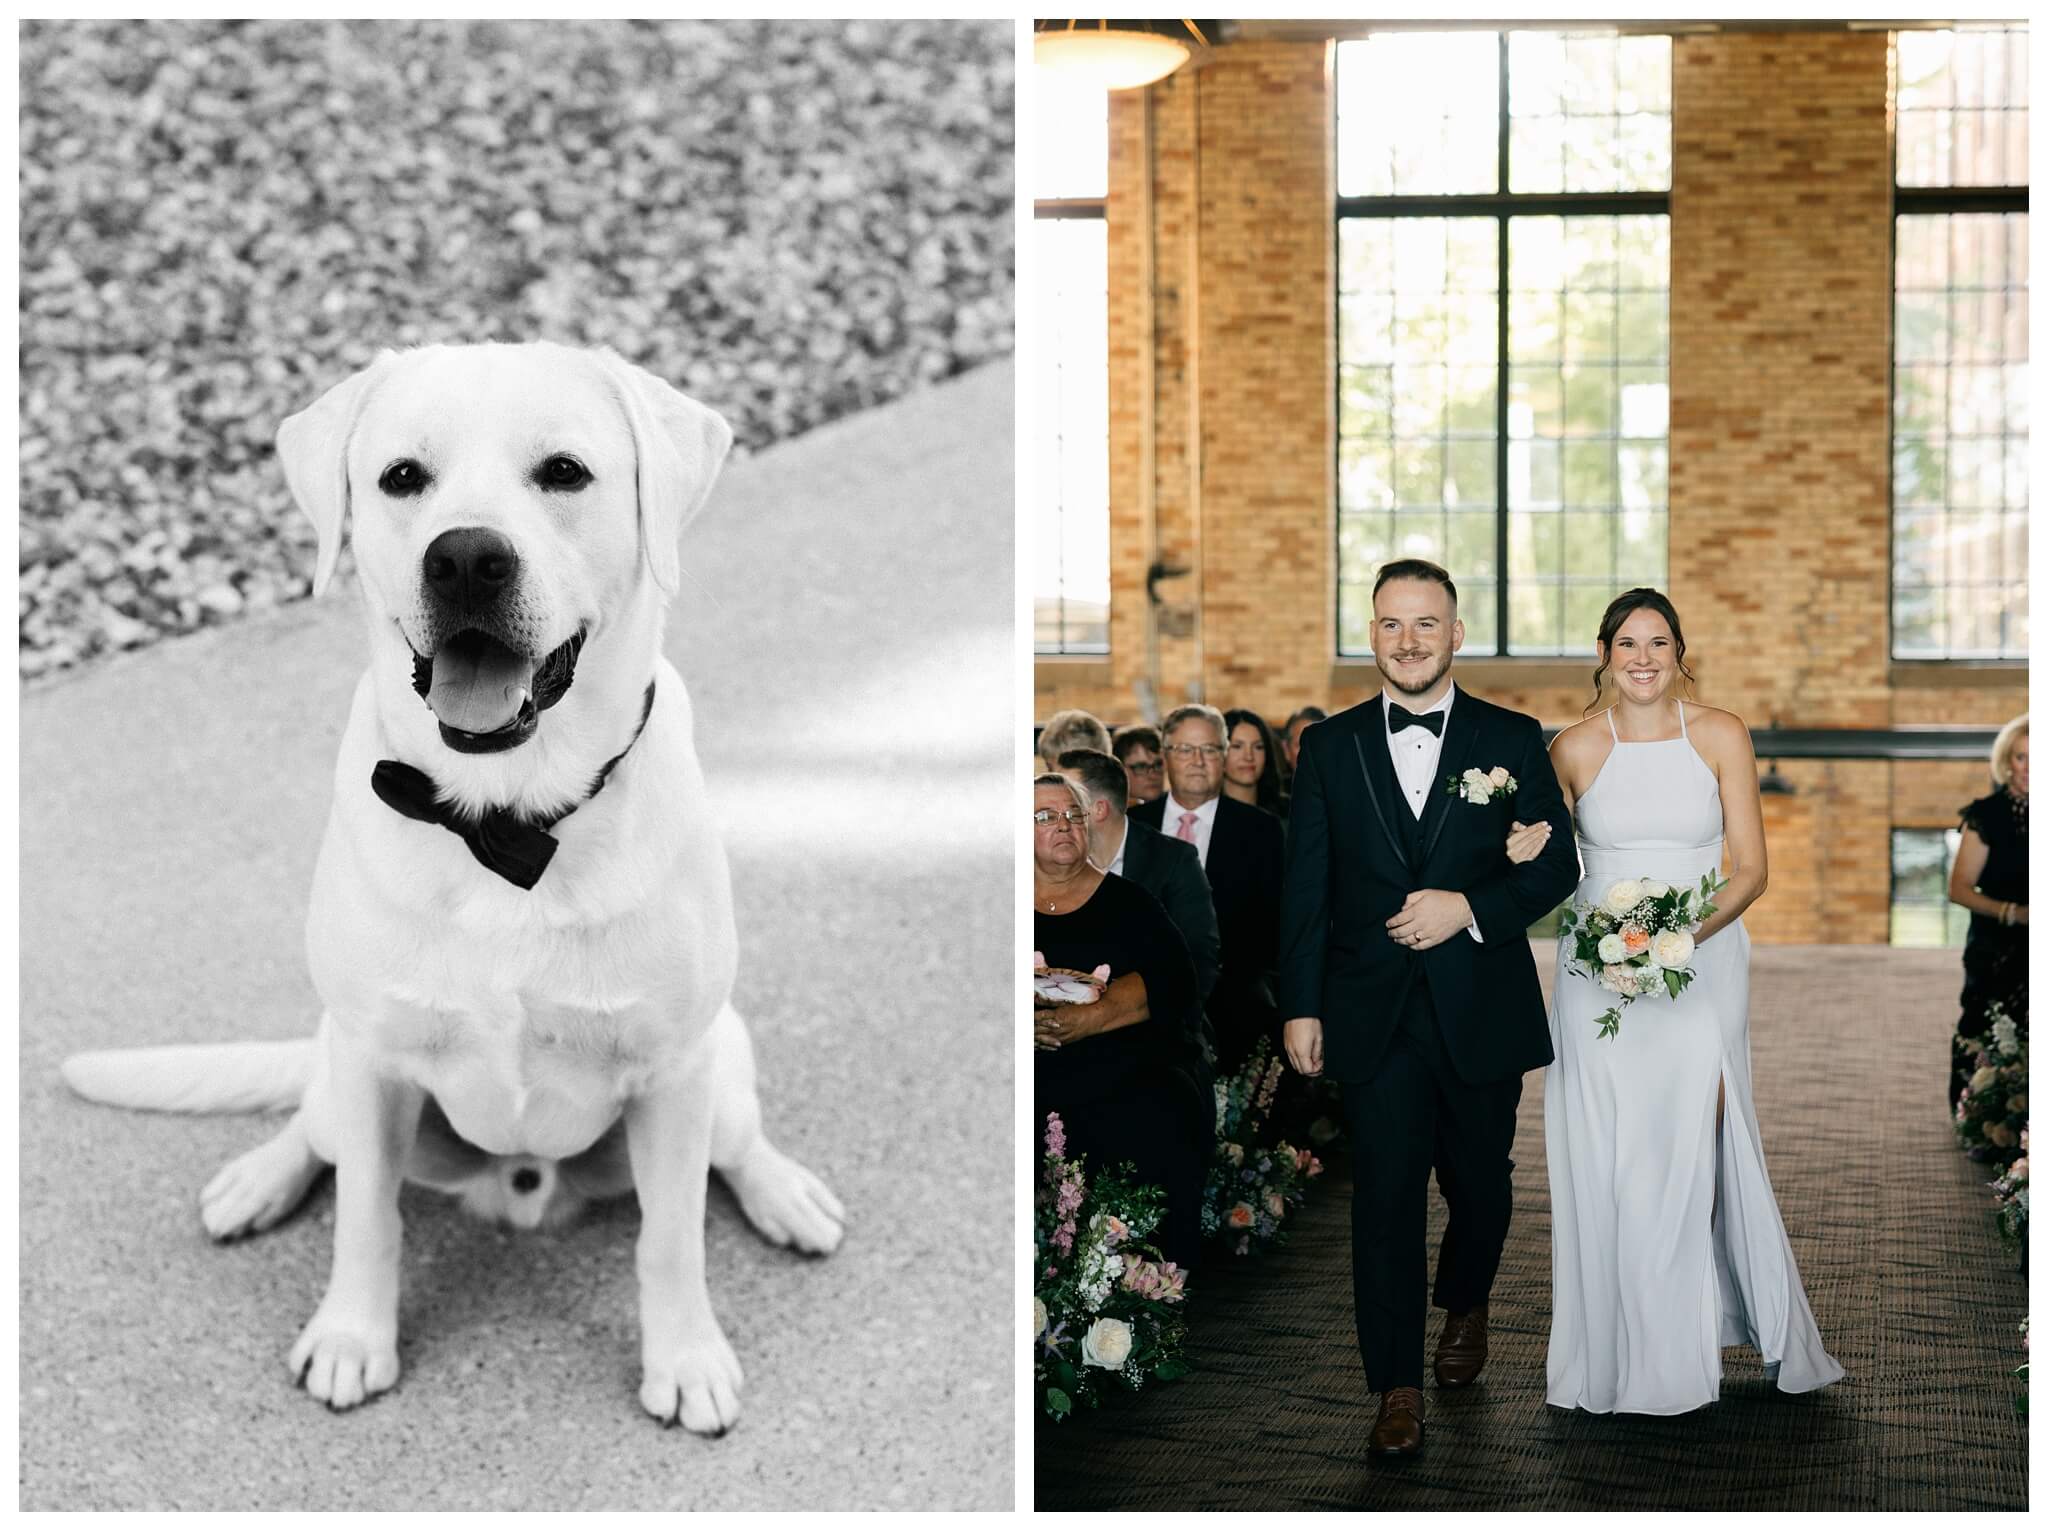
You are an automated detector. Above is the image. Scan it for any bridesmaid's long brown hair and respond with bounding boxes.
[1586,588,1698,713]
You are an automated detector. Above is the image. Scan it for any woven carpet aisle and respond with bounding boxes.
[1036,944,2028,1512]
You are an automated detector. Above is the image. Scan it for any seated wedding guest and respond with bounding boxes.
[1057,747,1221,1009]
[1949,713,2029,1111]
[1131,703,1285,1073]
[1281,705,1326,784]
[1037,709,1111,773]
[1222,707,1287,819]
[1112,724,1168,807]
[1034,772,1209,1269]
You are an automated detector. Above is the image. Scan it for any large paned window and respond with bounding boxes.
[1336,31,1672,656]
[1891,827,1969,947]
[1033,75,1109,654]
[1892,26,2029,660]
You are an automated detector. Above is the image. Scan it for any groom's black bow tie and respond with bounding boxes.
[1388,703,1444,737]
[370,681,657,890]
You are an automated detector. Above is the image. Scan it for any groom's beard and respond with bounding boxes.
[1377,649,1452,697]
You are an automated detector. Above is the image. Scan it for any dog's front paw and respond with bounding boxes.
[725,1143,847,1255]
[640,1331,745,1436]
[289,1305,400,1412]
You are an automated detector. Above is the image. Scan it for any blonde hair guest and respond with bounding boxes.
[1946,713,2028,1113]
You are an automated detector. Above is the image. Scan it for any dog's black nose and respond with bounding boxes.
[511,1167,542,1194]
[422,527,520,609]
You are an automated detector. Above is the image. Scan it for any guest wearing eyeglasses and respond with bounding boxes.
[1056,747,1221,1011]
[1112,723,1168,807]
[1130,704,1286,1073]
[1033,772,1210,1267]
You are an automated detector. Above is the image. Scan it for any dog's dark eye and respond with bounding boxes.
[538,455,590,491]
[379,460,428,497]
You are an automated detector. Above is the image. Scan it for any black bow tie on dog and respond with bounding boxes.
[370,682,657,890]
[1387,702,1444,737]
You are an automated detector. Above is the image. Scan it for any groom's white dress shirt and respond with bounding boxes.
[1383,684,1484,943]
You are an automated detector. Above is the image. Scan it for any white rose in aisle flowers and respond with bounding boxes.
[1034,1298,1048,1338]
[1601,880,1644,916]
[1597,932,1629,964]
[1649,929,1695,970]
[1081,1316,1133,1369]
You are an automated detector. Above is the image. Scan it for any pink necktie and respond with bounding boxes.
[1177,812,1199,843]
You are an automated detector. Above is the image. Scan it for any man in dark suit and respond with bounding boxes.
[1278,559,1578,1458]
[1131,703,1286,1074]
[1056,747,1221,1010]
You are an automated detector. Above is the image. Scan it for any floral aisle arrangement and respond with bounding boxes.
[1558,871,1728,1039]
[1034,1113,1191,1421]
[1955,1003,2027,1167]
[1991,1128,2028,1258]
[2018,1317,2030,1417]
[1201,1039,1324,1256]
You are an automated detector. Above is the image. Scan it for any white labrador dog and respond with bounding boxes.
[62,341,844,1432]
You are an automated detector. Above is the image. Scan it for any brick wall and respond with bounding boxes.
[1034,30,2026,942]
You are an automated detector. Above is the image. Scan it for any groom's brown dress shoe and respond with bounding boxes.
[1434,1302,1489,1387]
[1368,1387,1424,1456]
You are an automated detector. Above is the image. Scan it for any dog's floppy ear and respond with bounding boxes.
[275,353,395,598]
[597,349,734,596]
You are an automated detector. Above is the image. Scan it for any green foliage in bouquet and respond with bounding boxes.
[1558,869,1726,1039]
[1955,1003,2027,1169]
[1201,1039,1325,1256]
[1034,1113,1191,1421]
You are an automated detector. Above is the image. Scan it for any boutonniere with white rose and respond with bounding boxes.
[1447,765,1517,804]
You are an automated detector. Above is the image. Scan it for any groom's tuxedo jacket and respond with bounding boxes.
[1277,685,1580,1085]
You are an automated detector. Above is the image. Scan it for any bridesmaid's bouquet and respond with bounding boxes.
[1558,870,1727,1040]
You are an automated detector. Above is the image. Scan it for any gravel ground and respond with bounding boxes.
[20,19,1014,679]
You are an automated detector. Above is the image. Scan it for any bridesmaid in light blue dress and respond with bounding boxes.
[1532,590,1842,1415]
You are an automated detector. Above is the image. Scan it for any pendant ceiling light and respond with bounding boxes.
[1033,20,1208,91]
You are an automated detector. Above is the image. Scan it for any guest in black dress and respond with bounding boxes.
[1034,773,1211,1270]
[1948,714,2028,1109]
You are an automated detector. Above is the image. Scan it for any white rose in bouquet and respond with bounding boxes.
[1601,963,1641,996]
[1081,1316,1134,1369]
[1639,879,1669,898]
[1649,929,1695,970]
[1034,1297,1048,1338]
[1601,879,1644,916]
[1597,932,1629,964]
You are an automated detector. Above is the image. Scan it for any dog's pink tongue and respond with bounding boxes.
[427,646,536,733]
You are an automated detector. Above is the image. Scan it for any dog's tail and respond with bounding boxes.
[60,1040,314,1115]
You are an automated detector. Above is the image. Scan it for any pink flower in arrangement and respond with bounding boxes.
[1044,1113,1067,1161]
[1293,1147,1323,1176]
[1120,1252,1187,1303]
[1266,1192,1287,1219]
[1227,1202,1255,1229]
[1620,924,1651,954]
[1102,1214,1129,1245]
[1255,1058,1283,1112]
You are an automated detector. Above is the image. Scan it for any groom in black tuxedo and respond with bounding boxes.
[1278,559,1578,1457]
